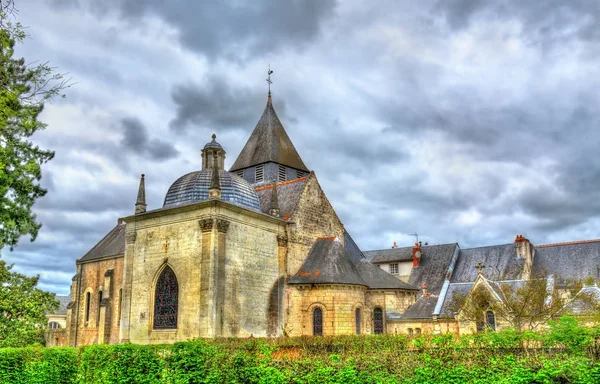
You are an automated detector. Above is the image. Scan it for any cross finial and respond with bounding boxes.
[476,262,485,275]
[266,64,274,95]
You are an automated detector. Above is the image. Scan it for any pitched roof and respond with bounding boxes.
[364,246,413,263]
[79,223,125,262]
[450,244,523,283]
[344,230,366,264]
[50,295,71,315]
[355,259,418,290]
[288,237,367,286]
[230,96,308,172]
[407,243,459,296]
[255,177,308,219]
[532,241,600,281]
[438,282,474,318]
[563,285,600,315]
[401,295,439,319]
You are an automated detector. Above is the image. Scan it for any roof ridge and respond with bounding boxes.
[254,176,308,191]
[365,242,458,253]
[461,243,513,251]
[536,238,600,248]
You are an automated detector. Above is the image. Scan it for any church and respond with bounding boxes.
[63,90,418,346]
[60,87,600,347]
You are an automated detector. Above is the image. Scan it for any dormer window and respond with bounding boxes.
[390,263,399,275]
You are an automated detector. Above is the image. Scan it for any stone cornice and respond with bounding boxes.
[121,199,285,225]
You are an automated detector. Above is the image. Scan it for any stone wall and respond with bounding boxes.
[68,256,124,346]
[120,201,284,344]
[286,284,366,336]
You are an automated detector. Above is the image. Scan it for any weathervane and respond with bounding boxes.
[408,233,419,244]
[266,65,274,94]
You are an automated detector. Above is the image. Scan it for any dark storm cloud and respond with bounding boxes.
[121,117,179,160]
[170,77,264,132]
[54,0,337,60]
[435,0,600,45]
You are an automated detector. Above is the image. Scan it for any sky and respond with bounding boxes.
[3,0,600,295]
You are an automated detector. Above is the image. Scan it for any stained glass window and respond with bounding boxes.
[154,266,179,329]
[373,307,384,334]
[313,307,323,336]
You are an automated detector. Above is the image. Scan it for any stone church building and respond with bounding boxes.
[64,92,418,346]
[62,90,600,347]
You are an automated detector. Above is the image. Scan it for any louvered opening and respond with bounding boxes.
[296,170,304,179]
[278,165,286,182]
[255,165,264,183]
[235,170,243,178]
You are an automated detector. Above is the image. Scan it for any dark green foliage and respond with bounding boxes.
[0,2,69,252]
[2,325,600,383]
[0,260,59,347]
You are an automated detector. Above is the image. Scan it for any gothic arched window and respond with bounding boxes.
[153,266,179,329]
[373,307,384,334]
[486,310,496,331]
[313,307,323,336]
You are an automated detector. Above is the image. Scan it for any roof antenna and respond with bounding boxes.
[408,233,419,244]
[266,64,274,95]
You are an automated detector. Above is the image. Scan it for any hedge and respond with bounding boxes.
[2,320,600,384]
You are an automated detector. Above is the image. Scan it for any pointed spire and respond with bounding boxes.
[269,181,279,217]
[209,153,222,199]
[135,174,146,214]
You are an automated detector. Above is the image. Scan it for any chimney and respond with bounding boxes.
[269,181,279,217]
[392,241,397,249]
[422,283,429,297]
[412,242,422,268]
[515,234,535,280]
[135,174,146,214]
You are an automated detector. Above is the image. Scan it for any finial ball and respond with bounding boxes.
[212,133,216,140]
[141,174,145,178]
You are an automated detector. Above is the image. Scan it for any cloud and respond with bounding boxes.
[53,0,338,60]
[121,117,179,160]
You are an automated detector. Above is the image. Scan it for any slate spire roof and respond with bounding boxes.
[230,94,309,172]
[135,174,146,214]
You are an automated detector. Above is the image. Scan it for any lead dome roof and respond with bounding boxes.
[163,169,261,211]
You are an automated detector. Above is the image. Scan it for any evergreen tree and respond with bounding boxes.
[0,0,69,251]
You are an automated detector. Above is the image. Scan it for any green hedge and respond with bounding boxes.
[2,320,600,384]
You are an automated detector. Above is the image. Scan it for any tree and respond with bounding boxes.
[0,0,70,251]
[449,277,568,332]
[0,259,58,347]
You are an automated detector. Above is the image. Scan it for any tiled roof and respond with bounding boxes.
[450,244,523,283]
[438,283,474,318]
[355,259,418,290]
[563,285,600,315]
[401,295,439,319]
[407,243,459,296]
[532,241,600,281]
[364,247,413,263]
[344,230,366,264]
[254,177,307,219]
[52,295,71,315]
[288,237,367,286]
[230,96,308,172]
[163,169,261,211]
[79,224,125,262]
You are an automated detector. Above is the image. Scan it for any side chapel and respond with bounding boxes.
[64,90,418,346]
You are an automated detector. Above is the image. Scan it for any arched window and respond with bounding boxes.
[153,266,179,329]
[48,321,61,329]
[373,307,384,334]
[486,310,496,331]
[117,288,123,325]
[85,292,91,323]
[355,308,361,335]
[97,290,103,325]
[415,328,421,335]
[313,307,323,336]
[408,328,413,336]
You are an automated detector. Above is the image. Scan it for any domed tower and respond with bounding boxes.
[163,134,261,211]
